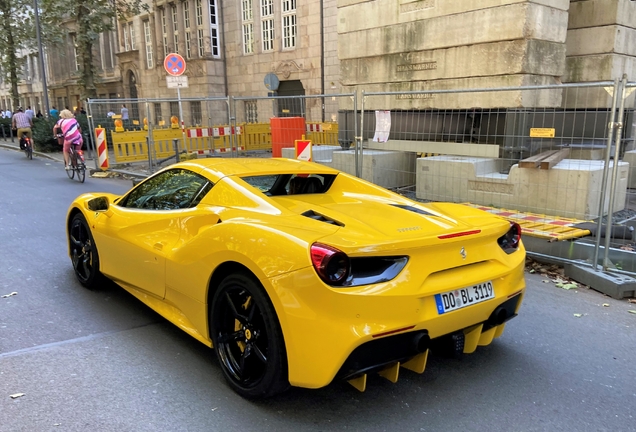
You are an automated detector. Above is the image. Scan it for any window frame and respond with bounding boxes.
[281,0,296,50]
[143,20,154,69]
[241,0,254,55]
[261,0,274,52]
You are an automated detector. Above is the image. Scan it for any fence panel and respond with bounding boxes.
[231,93,356,173]
[87,97,230,167]
[359,81,636,273]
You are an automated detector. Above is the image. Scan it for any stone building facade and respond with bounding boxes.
[1,1,634,120]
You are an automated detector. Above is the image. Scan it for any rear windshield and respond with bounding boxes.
[241,174,336,196]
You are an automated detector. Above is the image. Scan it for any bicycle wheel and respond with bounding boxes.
[66,158,75,179]
[76,163,86,183]
[26,143,32,160]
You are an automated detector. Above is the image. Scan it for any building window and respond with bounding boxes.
[154,103,163,124]
[184,1,192,59]
[170,101,179,118]
[144,21,153,69]
[123,24,130,51]
[261,0,274,52]
[241,0,253,54]
[71,35,80,71]
[171,4,179,54]
[129,22,136,50]
[190,101,202,125]
[281,0,296,50]
[245,100,258,123]
[196,0,204,57]
[161,8,169,56]
[209,0,220,58]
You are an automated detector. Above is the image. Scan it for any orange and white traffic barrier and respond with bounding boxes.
[95,127,109,170]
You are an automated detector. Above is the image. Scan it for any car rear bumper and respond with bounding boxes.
[267,253,526,389]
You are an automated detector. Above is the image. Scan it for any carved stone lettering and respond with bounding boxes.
[468,181,514,195]
[397,62,438,72]
[400,0,435,13]
[396,93,435,100]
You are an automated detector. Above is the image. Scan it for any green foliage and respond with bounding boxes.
[32,117,60,152]
[32,115,92,152]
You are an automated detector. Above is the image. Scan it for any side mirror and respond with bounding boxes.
[86,196,110,212]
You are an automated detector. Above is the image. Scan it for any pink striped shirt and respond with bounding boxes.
[57,118,82,145]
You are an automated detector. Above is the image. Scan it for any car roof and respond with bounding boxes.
[188,158,340,182]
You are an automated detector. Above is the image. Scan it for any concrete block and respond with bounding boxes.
[331,150,417,189]
[623,150,636,188]
[415,156,628,219]
[566,26,636,57]
[564,54,636,82]
[338,3,568,60]
[281,145,343,162]
[341,40,565,85]
[564,264,636,299]
[337,0,569,33]
[568,0,636,30]
[340,74,562,110]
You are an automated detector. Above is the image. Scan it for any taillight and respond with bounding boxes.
[310,243,350,286]
[498,222,521,254]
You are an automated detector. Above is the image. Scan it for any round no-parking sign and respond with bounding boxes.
[164,53,186,76]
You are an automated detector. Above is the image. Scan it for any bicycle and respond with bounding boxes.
[58,133,86,183]
[20,132,33,160]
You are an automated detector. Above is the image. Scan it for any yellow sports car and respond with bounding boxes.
[66,158,525,398]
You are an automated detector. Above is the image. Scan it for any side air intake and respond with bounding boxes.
[301,210,344,227]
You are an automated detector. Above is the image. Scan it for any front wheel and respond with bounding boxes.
[68,213,103,289]
[211,273,289,399]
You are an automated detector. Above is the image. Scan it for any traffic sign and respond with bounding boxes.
[295,137,312,162]
[166,76,189,88]
[164,53,186,76]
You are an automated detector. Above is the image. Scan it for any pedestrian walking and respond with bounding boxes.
[25,106,34,120]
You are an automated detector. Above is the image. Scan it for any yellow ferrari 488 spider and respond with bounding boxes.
[66,158,525,398]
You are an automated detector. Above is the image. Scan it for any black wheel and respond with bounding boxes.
[66,161,75,179]
[27,146,32,160]
[68,213,103,289]
[76,164,86,183]
[211,273,289,399]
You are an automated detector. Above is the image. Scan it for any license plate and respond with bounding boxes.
[435,281,495,314]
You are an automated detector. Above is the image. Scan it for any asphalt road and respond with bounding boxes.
[0,147,635,432]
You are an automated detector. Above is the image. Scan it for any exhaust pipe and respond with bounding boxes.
[490,306,508,326]
[412,332,430,354]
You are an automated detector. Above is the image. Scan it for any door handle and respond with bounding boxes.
[153,242,164,251]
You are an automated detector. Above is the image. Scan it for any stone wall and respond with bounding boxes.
[337,0,570,109]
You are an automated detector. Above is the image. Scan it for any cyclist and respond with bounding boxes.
[54,109,83,170]
[12,107,33,149]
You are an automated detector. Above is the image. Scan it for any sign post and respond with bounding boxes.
[164,53,187,156]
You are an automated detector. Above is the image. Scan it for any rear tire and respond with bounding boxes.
[66,161,75,179]
[68,213,104,289]
[77,164,86,183]
[211,272,289,399]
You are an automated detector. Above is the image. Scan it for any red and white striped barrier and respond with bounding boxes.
[306,123,323,133]
[95,127,109,170]
[187,126,242,138]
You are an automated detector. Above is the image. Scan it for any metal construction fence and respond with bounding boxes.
[86,80,636,277]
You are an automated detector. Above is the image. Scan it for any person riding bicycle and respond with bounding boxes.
[12,107,33,150]
[54,109,83,170]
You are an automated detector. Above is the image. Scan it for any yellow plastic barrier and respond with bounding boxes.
[306,122,339,146]
[109,122,340,161]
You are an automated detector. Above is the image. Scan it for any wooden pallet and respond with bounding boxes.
[519,148,570,169]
